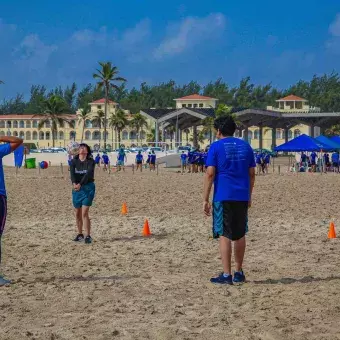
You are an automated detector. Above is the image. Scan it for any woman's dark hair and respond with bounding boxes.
[75,143,93,159]
[213,116,236,136]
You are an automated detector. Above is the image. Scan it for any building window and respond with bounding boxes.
[70,131,76,140]
[97,105,102,109]
[92,131,100,140]
[276,129,282,139]
[122,130,128,140]
[193,103,198,108]
[7,121,12,128]
[13,131,18,137]
[129,131,137,140]
[288,130,293,139]
[199,103,203,108]
[13,121,18,128]
[19,121,25,128]
[39,131,44,140]
[0,121,4,128]
[59,131,64,140]
[188,104,192,108]
[294,129,301,138]
[85,119,92,128]
[85,131,91,140]
[26,121,31,128]
[182,104,187,108]
[33,131,38,140]
[33,121,38,128]
[45,121,51,128]
[26,131,31,140]
[6,131,11,136]
[248,131,253,140]
[45,132,50,140]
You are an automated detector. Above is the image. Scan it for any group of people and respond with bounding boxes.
[1,115,256,287]
[293,151,340,173]
[180,150,208,173]
[255,152,271,175]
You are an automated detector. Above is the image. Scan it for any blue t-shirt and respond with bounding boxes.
[180,154,187,161]
[0,144,11,197]
[188,151,194,163]
[332,153,339,163]
[118,152,125,161]
[264,154,270,164]
[136,154,143,162]
[150,154,156,163]
[311,152,317,162]
[102,155,109,164]
[301,154,307,162]
[206,137,255,202]
[256,154,263,164]
[95,155,101,164]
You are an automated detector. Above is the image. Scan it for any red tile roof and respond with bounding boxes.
[174,94,217,100]
[277,95,307,102]
[91,98,117,104]
[0,114,76,119]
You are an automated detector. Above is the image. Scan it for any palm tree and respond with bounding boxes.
[35,95,74,147]
[183,128,190,145]
[78,104,91,143]
[92,110,105,148]
[202,116,214,144]
[93,62,126,151]
[109,109,128,149]
[129,113,148,146]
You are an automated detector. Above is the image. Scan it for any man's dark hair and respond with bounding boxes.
[213,116,236,136]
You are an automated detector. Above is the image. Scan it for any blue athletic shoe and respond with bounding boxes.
[210,273,233,285]
[233,271,246,284]
[85,236,92,244]
[0,276,11,286]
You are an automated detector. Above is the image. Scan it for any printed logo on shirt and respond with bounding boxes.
[75,169,87,174]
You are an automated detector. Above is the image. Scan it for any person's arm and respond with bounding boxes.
[203,166,215,216]
[70,159,77,184]
[0,136,23,152]
[248,168,255,207]
[79,159,95,186]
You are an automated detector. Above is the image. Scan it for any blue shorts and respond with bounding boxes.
[117,160,125,166]
[72,182,96,208]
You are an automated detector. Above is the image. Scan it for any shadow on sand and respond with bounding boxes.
[107,233,168,242]
[252,275,340,285]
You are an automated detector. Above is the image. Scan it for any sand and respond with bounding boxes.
[1,165,340,340]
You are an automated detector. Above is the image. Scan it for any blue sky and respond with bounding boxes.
[1,0,340,99]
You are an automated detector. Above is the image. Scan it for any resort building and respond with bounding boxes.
[0,94,334,151]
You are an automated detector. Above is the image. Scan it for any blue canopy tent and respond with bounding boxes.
[315,135,340,150]
[274,134,333,152]
[330,136,340,145]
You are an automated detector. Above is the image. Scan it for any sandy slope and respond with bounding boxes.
[0,167,340,340]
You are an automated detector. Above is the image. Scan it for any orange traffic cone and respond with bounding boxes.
[328,221,336,239]
[121,202,128,215]
[142,219,151,237]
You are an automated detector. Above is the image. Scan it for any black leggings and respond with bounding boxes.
[0,196,7,264]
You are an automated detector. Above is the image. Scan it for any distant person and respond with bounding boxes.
[94,153,101,168]
[301,152,307,167]
[310,151,317,172]
[255,152,263,175]
[135,151,144,171]
[102,152,109,171]
[150,150,157,171]
[203,115,255,285]
[264,153,271,174]
[332,152,339,172]
[187,149,194,173]
[324,152,330,172]
[146,152,151,170]
[67,154,73,171]
[117,148,127,171]
[180,151,187,171]
[0,135,23,286]
[70,144,96,244]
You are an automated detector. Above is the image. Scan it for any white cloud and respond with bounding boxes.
[153,13,226,60]
[120,19,150,48]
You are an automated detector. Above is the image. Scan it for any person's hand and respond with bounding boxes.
[248,200,252,208]
[203,201,211,216]
[73,183,80,191]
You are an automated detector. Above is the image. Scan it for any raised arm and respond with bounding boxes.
[0,136,23,152]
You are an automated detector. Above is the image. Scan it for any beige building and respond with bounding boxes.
[0,94,321,151]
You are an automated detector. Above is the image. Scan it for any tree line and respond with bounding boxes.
[2,72,340,116]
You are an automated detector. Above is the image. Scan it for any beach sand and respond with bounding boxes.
[1,166,340,339]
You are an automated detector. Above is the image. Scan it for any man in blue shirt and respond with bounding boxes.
[203,116,255,285]
[180,151,187,171]
[102,152,109,171]
[332,152,339,173]
[150,151,156,171]
[135,151,144,172]
[117,148,127,171]
[0,136,23,286]
[310,151,317,172]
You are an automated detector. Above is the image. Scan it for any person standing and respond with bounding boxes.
[150,150,157,171]
[70,144,96,244]
[0,136,23,286]
[135,151,144,172]
[180,151,188,171]
[117,148,127,171]
[203,116,255,285]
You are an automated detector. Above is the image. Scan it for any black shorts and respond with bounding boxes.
[0,195,8,264]
[136,161,142,165]
[333,162,339,167]
[212,201,248,241]
[150,161,155,165]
